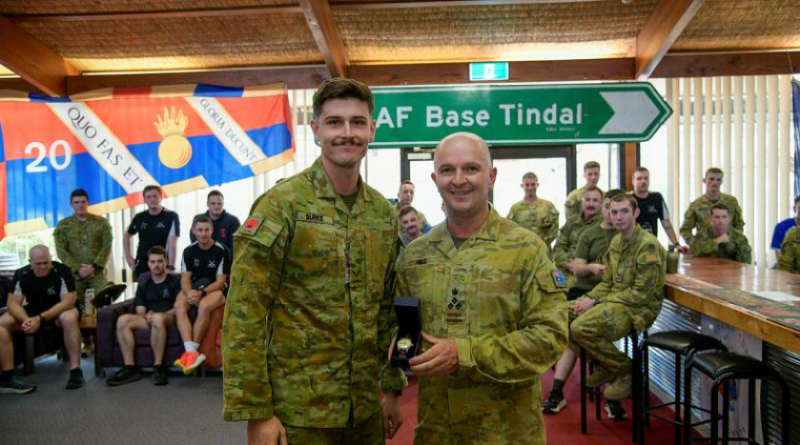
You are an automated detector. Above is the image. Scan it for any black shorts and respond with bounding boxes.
[566,287,590,301]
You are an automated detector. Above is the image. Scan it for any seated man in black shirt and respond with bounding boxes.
[106,246,181,387]
[174,216,230,374]
[0,245,81,394]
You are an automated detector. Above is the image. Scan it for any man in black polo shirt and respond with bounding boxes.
[190,190,241,254]
[174,215,230,374]
[124,185,181,279]
[106,246,181,387]
[632,167,688,253]
[0,245,82,394]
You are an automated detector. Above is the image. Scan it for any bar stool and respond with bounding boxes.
[638,331,728,445]
[684,352,790,445]
[579,329,644,443]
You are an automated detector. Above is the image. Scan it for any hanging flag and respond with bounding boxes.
[0,83,294,240]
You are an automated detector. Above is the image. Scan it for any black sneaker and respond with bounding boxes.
[542,390,567,414]
[65,368,84,390]
[0,376,36,394]
[106,367,142,387]
[152,366,169,386]
[605,400,628,421]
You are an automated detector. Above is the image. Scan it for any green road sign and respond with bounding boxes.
[370,82,672,147]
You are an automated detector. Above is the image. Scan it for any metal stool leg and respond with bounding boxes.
[722,380,730,445]
[632,332,640,444]
[674,351,682,445]
[711,380,720,445]
[747,379,755,445]
[580,347,588,434]
[684,363,694,445]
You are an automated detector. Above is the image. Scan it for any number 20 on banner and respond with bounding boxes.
[24,140,72,173]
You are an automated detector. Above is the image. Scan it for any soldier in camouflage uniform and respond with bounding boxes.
[396,132,569,445]
[54,189,113,311]
[222,78,406,445]
[542,189,625,415]
[552,187,603,286]
[690,203,752,264]
[506,172,560,251]
[680,167,744,245]
[779,226,800,273]
[396,180,430,236]
[571,194,666,405]
[564,161,602,221]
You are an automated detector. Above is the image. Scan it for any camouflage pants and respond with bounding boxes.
[75,271,109,311]
[284,408,384,445]
[570,302,633,375]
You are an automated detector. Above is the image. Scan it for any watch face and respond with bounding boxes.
[397,337,414,355]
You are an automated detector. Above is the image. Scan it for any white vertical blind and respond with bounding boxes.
[666,75,794,268]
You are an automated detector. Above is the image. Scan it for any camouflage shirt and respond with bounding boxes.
[53,214,113,272]
[506,199,559,247]
[564,185,603,222]
[779,227,800,273]
[222,158,406,427]
[396,208,569,445]
[572,224,617,291]
[552,213,601,284]
[679,193,744,244]
[690,229,752,264]
[586,226,666,332]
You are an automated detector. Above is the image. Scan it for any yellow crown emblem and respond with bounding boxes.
[154,107,192,169]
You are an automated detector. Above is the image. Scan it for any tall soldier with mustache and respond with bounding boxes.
[223,78,406,445]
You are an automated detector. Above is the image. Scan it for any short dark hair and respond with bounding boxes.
[312,78,374,118]
[192,215,213,227]
[610,193,638,210]
[633,167,649,176]
[207,190,224,200]
[147,245,167,260]
[705,167,724,177]
[399,180,415,191]
[398,206,418,219]
[584,161,601,171]
[794,196,800,206]
[522,172,538,181]
[143,185,163,197]
[70,189,89,201]
[709,203,730,215]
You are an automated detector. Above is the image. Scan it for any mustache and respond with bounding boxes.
[332,137,364,146]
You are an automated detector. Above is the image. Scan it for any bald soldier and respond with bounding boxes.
[222,78,405,445]
[571,194,666,405]
[680,167,744,245]
[396,132,569,444]
[507,172,560,250]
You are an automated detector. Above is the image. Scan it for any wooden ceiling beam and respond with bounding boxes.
[0,15,78,97]
[64,65,329,95]
[1,51,797,96]
[6,6,303,23]
[653,51,800,78]
[298,0,348,78]
[350,58,636,85]
[5,0,600,23]
[635,0,704,80]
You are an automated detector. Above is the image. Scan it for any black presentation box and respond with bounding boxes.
[390,297,422,369]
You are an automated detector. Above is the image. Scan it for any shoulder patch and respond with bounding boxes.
[644,253,659,263]
[552,269,569,288]
[240,216,264,236]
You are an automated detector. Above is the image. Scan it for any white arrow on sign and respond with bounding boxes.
[598,91,661,135]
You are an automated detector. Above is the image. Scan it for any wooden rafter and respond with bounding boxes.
[0,15,78,97]
[635,0,704,80]
[298,0,348,78]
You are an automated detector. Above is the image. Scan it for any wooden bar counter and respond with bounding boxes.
[666,255,800,354]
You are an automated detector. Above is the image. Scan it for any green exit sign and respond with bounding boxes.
[469,62,509,81]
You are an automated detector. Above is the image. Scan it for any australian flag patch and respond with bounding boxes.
[552,269,569,288]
